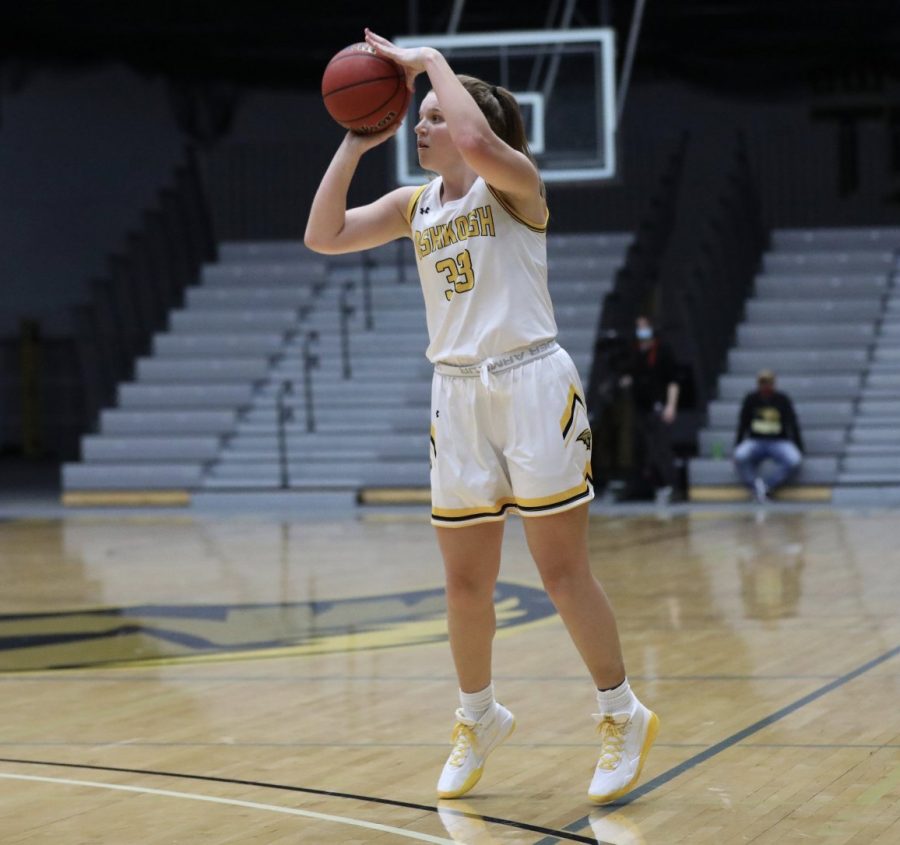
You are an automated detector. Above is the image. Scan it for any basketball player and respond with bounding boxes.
[304,28,658,804]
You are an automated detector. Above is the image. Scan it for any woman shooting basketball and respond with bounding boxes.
[304,28,658,804]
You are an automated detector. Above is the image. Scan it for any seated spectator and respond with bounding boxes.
[733,369,804,502]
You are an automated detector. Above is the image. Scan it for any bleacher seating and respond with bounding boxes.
[691,226,900,499]
[63,233,630,498]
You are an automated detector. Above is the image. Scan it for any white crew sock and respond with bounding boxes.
[596,677,637,716]
[460,682,495,722]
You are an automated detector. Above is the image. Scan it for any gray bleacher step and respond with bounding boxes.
[243,407,429,425]
[252,395,427,410]
[136,358,272,383]
[63,462,206,490]
[857,390,900,401]
[858,400,900,415]
[118,383,256,408]
[186,288,316,308]
[865,373,900,389]
[203,260,327,280]
[838,472,900,484]
[221,447,419,461]
[715,374,861,401]
[844,443,900,456]
[202,272,328,289]
[82,435,223,462]
[697,428,845,456]
[169,310,301,332]
[258,380,427,396]
[727,349,869,374]
[706,401,854,428]
[101,409,238,435]
[266,369,431,385]
[851,417,900,429]
[866,363,900,376]
[199,477,373,491]
[744,299,882,323]
[764,251,895,271]
[736,324,875,347]
[771,227,900,249]
[754,276,889,298]
[153,333,286,357]
[873,348,900,362]
[237,420,415,435]
[230,432,424,448]
[842,455,900,473]
[204,462,428,485]
[690,457,838,485]
[251,382,428,401]
[848,427,900,443]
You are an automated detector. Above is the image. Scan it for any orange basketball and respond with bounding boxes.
[321,43,410,134]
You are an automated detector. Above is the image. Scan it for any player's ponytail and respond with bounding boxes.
[458,75,539,173]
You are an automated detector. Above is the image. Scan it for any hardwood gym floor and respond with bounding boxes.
[0,505,897,843]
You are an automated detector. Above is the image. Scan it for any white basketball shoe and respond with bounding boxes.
[437,702,516,799]
[588,701,659,804]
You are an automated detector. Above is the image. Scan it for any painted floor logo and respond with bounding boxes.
[0,581,557,671]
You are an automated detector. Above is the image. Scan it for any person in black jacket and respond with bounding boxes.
[619,315,680,503]
[733,369,804,502]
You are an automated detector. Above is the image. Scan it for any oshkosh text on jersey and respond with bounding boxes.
[414,205,496,258]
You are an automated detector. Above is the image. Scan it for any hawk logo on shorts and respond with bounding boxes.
[576,428,592,451]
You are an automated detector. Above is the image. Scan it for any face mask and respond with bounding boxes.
[636,327,653,341]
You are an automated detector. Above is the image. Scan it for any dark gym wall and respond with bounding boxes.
[1,67,896,327]
[0,67,186,332]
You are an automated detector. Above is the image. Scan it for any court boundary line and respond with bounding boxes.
[532,642,900,845]
[0,772,456,844]
[0,757,597,844]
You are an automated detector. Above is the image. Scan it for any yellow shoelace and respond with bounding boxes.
[448,722,477,767]
[595,715,628,771]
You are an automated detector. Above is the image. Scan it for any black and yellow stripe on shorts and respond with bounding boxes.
[559,384,586,442]
[431,464,593,525]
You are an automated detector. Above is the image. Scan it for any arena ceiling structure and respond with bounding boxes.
[1,1,899,94]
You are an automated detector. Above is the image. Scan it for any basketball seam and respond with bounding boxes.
[325,78,406,125]
[322,74,403,99]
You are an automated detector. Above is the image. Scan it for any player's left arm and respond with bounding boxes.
[365,30,545,222]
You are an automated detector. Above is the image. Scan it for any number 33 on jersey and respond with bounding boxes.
[407,176,556,364]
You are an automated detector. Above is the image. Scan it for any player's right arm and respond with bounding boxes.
[304,131,416,255]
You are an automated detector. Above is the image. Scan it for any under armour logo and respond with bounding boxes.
[420,206,430,215]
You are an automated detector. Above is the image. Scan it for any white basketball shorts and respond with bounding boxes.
[429,341,594,527]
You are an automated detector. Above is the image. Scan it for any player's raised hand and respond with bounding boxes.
[364,28,432,90]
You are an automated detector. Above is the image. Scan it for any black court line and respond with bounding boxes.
[533,642,900,845]
[0,757,596,844]
[0,672,851,683]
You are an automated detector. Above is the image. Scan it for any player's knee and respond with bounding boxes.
[537,558,584,600]
[445,569,496,605]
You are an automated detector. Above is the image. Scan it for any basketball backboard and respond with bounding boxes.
[392,29,617,184]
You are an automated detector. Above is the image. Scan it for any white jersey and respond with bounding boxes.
[407,176,557,364]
